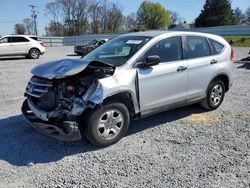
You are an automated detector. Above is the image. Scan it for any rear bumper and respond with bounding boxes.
[40,47,46,55]
[21,99,82,141]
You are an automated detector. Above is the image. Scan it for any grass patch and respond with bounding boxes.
[223,36,250,47]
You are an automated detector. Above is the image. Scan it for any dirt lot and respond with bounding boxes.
[0,47,249,188]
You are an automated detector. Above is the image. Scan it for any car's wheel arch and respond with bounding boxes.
[29,47,41,54]
[207,74,229,93]
[101,91,140,118]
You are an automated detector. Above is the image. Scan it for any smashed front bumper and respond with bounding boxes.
[21,99,82,141]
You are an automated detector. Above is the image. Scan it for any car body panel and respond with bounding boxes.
[89,68,140,114]
[0,38,13,55]
[31,59,91,79]
[137,61,188,115]
[31,58,114,80]
[12,40,30,54]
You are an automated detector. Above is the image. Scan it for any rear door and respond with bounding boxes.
[137,36,188,115]
[184,36,221,101]
[12,36,30,54]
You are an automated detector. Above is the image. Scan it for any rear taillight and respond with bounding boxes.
[230,48,234,61]
[40,42,45,47]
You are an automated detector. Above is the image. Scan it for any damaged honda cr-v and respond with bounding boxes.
[22,31,234,146]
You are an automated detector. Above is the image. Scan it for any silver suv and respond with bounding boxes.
[22,31,234,146]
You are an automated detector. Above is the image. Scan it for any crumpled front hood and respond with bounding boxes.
[32,59,95,79]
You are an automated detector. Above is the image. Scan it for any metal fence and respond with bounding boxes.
[171,24,250,36]
[40,25,250,47]
[41,34,116,47]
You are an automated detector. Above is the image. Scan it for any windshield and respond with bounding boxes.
[88,39,97,45]
[82,36,152,66]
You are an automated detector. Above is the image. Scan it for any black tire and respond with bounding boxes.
[84,102,130,147]
[29,48,40,59]
[201,79,225,110]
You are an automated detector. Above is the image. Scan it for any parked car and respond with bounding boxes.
[74,39,108,56]
[22,31,234,146]
[0,35,45,59]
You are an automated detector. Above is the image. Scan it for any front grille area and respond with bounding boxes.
[26,76,53,98]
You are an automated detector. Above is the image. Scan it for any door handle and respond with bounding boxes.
[210,59,218,64]
[177,66,187,72]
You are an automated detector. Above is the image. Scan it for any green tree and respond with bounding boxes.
[137,0,170,30]
[195,0,235,27]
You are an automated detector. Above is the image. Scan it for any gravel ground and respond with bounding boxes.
[0,47,249,188]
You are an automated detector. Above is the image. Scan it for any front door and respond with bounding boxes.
[137,36,188,115]
[0,37,12,55]
[11,37,30,54]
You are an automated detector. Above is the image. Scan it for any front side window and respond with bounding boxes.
[82,36,152,66]
[143,36,182,63]
[186,36,210,59]
[13,37,29,43]
[0,37,8,43]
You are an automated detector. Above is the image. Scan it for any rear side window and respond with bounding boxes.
[144,36,182,63]
[30,37,40,41]
[186,36,210,59]
[13,37,29,43]
[209,39,224,55]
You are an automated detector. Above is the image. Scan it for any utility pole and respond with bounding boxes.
[29,5,38,36]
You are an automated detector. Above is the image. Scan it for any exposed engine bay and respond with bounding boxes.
[22,60,116,141]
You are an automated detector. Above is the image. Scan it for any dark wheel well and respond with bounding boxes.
[103,92,136,117]
[212,75,229,92]
[29,48,41,54]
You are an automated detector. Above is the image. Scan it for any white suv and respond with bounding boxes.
[0,35,45,59]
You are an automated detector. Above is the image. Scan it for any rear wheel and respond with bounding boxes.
[29,48,40,59]
[84,102,130,147]
[201,79,225,110]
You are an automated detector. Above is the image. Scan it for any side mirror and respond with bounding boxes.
[137,55,160,68]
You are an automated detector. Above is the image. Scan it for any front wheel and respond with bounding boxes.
[84,102,130,147]
[201,79,225,110]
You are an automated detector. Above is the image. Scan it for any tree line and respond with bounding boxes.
[195,0,250,27]
[14,0,250,36]
[44,0,173,36]
[15,0,177,36]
